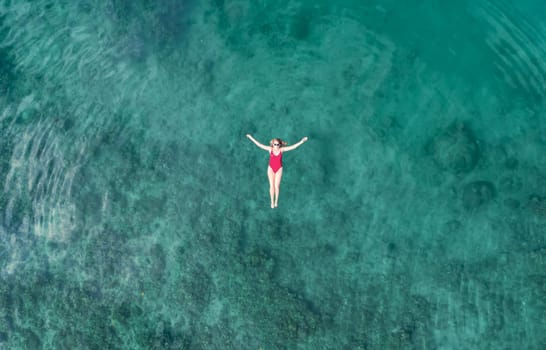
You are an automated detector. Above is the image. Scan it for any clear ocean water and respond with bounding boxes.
[0,0,545,349]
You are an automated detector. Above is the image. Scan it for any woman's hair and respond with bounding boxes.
[270,138,288,147]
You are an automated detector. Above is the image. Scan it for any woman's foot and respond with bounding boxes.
[271,203,275,208]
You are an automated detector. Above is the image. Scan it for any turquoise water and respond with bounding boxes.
[0,0,545,348]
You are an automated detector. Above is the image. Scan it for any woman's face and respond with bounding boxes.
[272,140,281,148]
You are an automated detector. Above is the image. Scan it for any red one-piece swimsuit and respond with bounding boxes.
[269,150,283,173]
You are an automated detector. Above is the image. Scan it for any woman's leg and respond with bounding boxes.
[267,167,275,208]
[274,168,283,207]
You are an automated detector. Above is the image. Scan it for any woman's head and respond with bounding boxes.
[270,138,287,148]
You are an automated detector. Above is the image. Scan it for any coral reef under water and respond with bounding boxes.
[428,122,480,174]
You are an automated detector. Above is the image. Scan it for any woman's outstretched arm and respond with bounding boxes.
[246,134,270,151]
[283,137,308,152]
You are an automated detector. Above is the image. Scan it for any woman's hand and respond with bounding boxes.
[246,134,252,139]
[301,136,308,143]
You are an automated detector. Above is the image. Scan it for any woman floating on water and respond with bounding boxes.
[246,134,308,208]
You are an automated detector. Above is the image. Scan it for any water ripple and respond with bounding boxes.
[0,2,157,244]
[3,115,84,241]
[470,0,546,99]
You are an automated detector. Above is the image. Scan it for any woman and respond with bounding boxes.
[246,134,308,208]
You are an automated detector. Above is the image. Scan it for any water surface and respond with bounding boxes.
[0,0,545,348]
